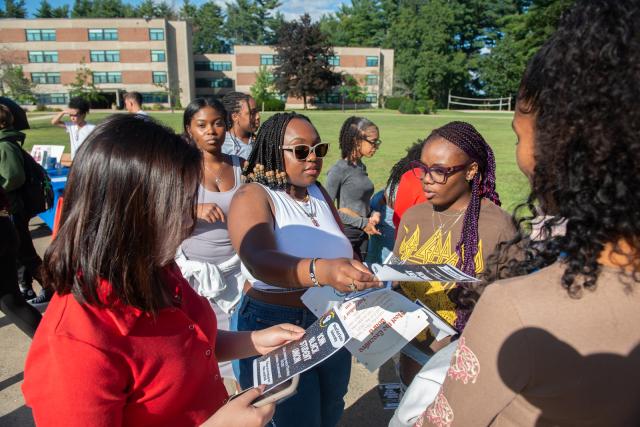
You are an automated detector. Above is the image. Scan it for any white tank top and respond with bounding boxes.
[242,183,353,293]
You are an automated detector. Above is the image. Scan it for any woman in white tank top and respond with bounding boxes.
[228,112,382,427]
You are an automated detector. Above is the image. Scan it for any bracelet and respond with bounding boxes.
[309,258,321,287]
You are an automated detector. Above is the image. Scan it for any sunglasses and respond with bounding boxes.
[363,137,382,147]
[281,142,330,160]
[409,160,469,184]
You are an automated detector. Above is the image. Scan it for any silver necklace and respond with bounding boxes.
[288,193,320,227]
[204,162,223,185]
[431,205,465,234]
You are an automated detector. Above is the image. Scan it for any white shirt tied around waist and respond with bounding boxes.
[241,183,353,293]
[175,248,244,314]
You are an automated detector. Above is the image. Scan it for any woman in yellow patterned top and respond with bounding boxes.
[393,121,515,386]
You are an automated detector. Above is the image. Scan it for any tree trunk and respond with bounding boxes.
[303,94,307,110]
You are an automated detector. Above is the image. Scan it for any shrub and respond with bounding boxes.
[398,99,418,114]
[384,96,406,110]
[261,98,285,111]
[35,103,47,112]
[151,103,166,111]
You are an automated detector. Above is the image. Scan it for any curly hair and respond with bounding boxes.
[242,112,314,190]
[486,0,640,298]
[338,116,377,159]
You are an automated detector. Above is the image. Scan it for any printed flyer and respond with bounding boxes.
[252,310,350,391]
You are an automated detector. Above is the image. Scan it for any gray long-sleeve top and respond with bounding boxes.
[325,159,375,229]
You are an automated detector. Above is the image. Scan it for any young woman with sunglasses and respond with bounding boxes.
[228,112,382,427]
[325,116,382,260]
[393,121,515,391]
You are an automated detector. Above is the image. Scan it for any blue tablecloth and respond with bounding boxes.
[38,167,69,230]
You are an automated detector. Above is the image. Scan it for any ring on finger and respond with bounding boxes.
[349,280,357,292]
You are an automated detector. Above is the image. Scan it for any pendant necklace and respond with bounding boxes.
[204,162,223,185]
[432,205,465,234]
[289,193,320,227]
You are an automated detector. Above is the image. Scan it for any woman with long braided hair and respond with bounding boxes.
[221,91,260,159]
[228,112,382,427]
[392,121,515,395]
[417,1,640,425]
[325,116,382,260]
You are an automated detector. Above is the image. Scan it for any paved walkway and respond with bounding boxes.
[0,218,397,426]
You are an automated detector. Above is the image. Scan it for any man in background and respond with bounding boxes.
[123,92,148,116]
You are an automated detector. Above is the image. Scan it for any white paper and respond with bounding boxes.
[413,299,458,341]
[367,263,479,283]
[301,283,391,318]
[336,289,430,372]
[30,145,65,165]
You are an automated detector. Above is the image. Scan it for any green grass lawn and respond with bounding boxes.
[23,109,529,210]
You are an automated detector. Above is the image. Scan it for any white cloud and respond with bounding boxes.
[278,0,346,21]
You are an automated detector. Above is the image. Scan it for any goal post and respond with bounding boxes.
[447,91,512,111]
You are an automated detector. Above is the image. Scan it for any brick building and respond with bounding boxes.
[0,18,394,109]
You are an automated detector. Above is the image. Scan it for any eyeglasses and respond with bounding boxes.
[409,160,469,184]
[281,142,330,160]
[363,137,382,147]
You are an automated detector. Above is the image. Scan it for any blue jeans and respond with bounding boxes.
[236,295,351,427]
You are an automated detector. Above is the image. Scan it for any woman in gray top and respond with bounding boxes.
[177,97,245,383]
[325,116,382,260]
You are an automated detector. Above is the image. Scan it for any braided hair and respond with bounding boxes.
[242,112,314,190]
[338,116,377,159]
[386,140,426,206]
[430,121,500,331]
[222,91,250,130]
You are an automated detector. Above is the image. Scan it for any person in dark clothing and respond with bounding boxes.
[0,104,44,303]
[0,186,41,337]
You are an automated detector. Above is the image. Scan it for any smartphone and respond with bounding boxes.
[228,375,300,408]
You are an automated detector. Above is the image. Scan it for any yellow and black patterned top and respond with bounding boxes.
[394,199,514,340]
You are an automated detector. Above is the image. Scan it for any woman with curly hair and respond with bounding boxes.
[325,116,382,260]
[417,1,640,426]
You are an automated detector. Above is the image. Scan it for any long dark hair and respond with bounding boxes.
[338,116,377,159]
[242,112,314,190]
[486,0,640,296]
[43,114,202,314]
[182,96,227,145]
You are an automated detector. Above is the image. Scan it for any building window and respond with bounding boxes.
[366,56,379,67]
[36,93,68,105]
[152,71,167,84]
[26,29,56,41]
[194,61,232,71]
[328,56,340,66]
[88,28,118,41]
[260,54,280,66]
[28,51,58,63]
[365,93,378,103]
[149,29,165,41]
[196,78,233,88]
[31,72,60,84]
[93,72,122,84]
[90,50,120,62]
[366,75,378,86]
[141,92,168,103]
[151,50,166,62]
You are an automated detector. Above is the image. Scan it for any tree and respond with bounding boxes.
[274,14,341,109]
[184,1,226,54]
[339,74,366,111]
[477,0,574,97]
[71,0,92,17]
[136,0,156,17]
[154,1,176,20]
[224,0,283,46]
[67,62,104,104]
[4,0,27,17]
[250,66,277,106]
[322,0,387,47]
[51,4,70,17]
[0,64,36,104]
[34,0,53,17]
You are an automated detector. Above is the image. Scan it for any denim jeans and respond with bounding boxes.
[236,295,352,427]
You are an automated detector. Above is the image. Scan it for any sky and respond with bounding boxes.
[22,0,348,20]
